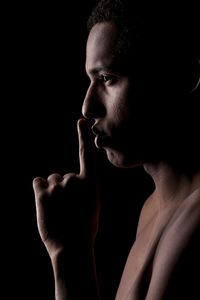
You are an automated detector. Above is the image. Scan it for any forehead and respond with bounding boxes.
[86,22,120,72]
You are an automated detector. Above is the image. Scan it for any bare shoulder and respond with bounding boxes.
[116,186,200,300]
[146,188,200,299]
[136,193,158,238]
[153,187,200,270]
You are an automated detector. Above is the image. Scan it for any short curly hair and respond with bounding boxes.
[87,0,134,30]
[87,0,142,57]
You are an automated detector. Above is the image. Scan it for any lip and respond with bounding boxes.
[94,134,112,149]
[91,125,113,149]
[91,125,102,136]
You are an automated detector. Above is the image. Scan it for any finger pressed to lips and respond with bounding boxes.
[77,118,96,179]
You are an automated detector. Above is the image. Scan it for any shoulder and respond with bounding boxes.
[136,193,158,238]
[161,223,200,299]
[154,188,200,266]
[149,189,200,299]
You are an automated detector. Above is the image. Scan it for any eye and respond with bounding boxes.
[99,74,116,85]
[101,75,112,82]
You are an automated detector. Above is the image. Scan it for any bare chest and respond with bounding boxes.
[116,190,200,300]
[116,214,159,300]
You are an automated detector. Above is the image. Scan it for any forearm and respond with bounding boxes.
[51,247,100,300]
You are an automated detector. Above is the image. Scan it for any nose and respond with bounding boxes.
[82,83,106,120]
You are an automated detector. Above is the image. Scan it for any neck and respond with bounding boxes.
[143,161,200,213]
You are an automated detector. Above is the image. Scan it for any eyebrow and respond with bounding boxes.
[87,67,111,76]
[86,61,121,77]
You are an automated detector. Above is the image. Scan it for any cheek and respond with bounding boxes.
[109,95,132,125]
[112,104,127,122]
[106,104,131,136]
[109,79,132,120]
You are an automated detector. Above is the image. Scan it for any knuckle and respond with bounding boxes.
[47,173,62,194]
[62,173,80,189]
[48,183,61,195]
[33,176,47,191]
[47,173,61,182]
[62,172,77,182]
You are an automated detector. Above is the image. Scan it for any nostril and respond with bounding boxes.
[82,110,95,120]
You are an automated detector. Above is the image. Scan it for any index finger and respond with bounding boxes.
[77,118,96,179]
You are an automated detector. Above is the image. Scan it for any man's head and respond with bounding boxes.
[82,0,200,169]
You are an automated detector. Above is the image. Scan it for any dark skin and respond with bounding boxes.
[33,21,200,300]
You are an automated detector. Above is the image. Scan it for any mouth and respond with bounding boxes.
[91,126,112,149]
[94,134,111,149]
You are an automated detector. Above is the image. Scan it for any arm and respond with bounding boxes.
[33,119,100,300]
[52,246,100,300]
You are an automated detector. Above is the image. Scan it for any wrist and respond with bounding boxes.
[51,246,100,300]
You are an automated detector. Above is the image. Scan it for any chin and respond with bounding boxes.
[105,148,142,169]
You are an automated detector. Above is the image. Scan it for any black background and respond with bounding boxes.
[3,1,153,299]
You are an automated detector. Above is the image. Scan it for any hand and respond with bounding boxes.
[33,119,100,258]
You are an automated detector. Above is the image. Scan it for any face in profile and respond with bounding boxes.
[82,21,157,168]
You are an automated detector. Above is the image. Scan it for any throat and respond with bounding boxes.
[143,162,200,214]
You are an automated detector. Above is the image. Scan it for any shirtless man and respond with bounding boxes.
[33,1,200,299]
